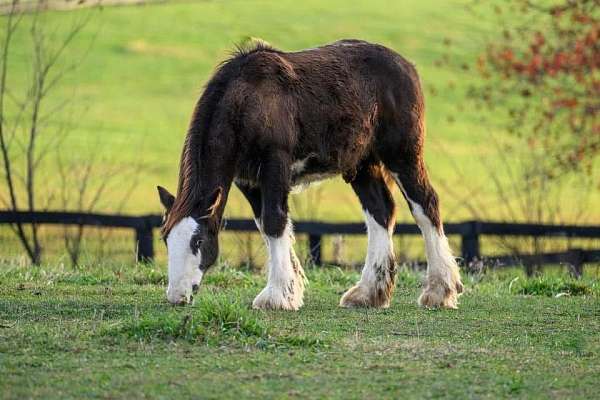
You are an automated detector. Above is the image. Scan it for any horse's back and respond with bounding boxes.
[218,40,425,175]
[229,39,420,101]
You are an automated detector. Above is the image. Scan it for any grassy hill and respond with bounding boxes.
[7,0,576,221]
[2,0,598,266]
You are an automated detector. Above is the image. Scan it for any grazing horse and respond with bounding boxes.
[157,39,463,309]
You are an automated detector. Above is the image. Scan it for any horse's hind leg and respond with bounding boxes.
[245,151,305,311]
[384,149,463,309]
[340,163,397,308]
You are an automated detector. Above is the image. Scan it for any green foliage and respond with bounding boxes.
[395,267,422,289]
[56,274,117,286]
[306,265,359,289]
[107,288,322,348]
[477,0,599,174]
[113,295,266,343]
[203,267,259,288]
[131,268,167,285]
[504,374,525,395]
[510,276,595,297]
[558,332,588,357]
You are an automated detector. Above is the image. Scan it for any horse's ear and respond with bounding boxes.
[205,187,223,217]
[157,186,175,211]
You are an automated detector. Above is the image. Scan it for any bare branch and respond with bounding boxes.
[0,0,37,261]
[0,0,98,264]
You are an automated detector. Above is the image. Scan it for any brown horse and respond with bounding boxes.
[157,39,463,309]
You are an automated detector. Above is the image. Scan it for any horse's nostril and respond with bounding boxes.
[192,284,199,294]
[176,294,193,306]
[175,295,188,306]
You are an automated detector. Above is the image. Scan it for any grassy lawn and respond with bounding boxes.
[1,263,599,399]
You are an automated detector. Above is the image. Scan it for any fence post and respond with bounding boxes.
[309,234,322,266]
[461,221,480,271]
[135,225,154,262]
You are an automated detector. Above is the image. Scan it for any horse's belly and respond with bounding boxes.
[290,157,337,193]
[235,156,339,192]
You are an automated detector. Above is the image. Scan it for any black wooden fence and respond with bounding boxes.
[1,211,599,276]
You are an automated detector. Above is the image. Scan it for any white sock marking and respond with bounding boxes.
[409,202,457,284]
[265,221,295,288]
[358,211,394,288]
[253,219,304,310]
[391,173,460,292]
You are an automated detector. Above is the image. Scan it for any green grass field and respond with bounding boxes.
[4,0,597,224]
[1,263,599,399]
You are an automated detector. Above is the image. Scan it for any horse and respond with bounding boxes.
[157,39,463,310]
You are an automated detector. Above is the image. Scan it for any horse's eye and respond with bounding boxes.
[195,238,203,248]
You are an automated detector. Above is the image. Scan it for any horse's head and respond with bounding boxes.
[157,185,222,305]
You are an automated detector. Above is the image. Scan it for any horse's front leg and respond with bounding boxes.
[252,151,305,311]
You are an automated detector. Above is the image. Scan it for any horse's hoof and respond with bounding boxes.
[252,286,302,311]
[418,282,459,309]
[339,285,390,308]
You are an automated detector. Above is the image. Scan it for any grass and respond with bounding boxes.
[510,276,597,297]
[1,263,599,399]
[3,0,597,223]
[111,294,268,344]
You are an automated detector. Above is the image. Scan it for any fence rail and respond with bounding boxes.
[1,211,599,276]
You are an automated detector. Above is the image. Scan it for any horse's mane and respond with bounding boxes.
[161,40,280,236]
[229,38,277,61]
[161,74,226,236]
[160,108,203,237]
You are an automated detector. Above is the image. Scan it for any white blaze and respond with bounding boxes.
[165,217,203,304]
